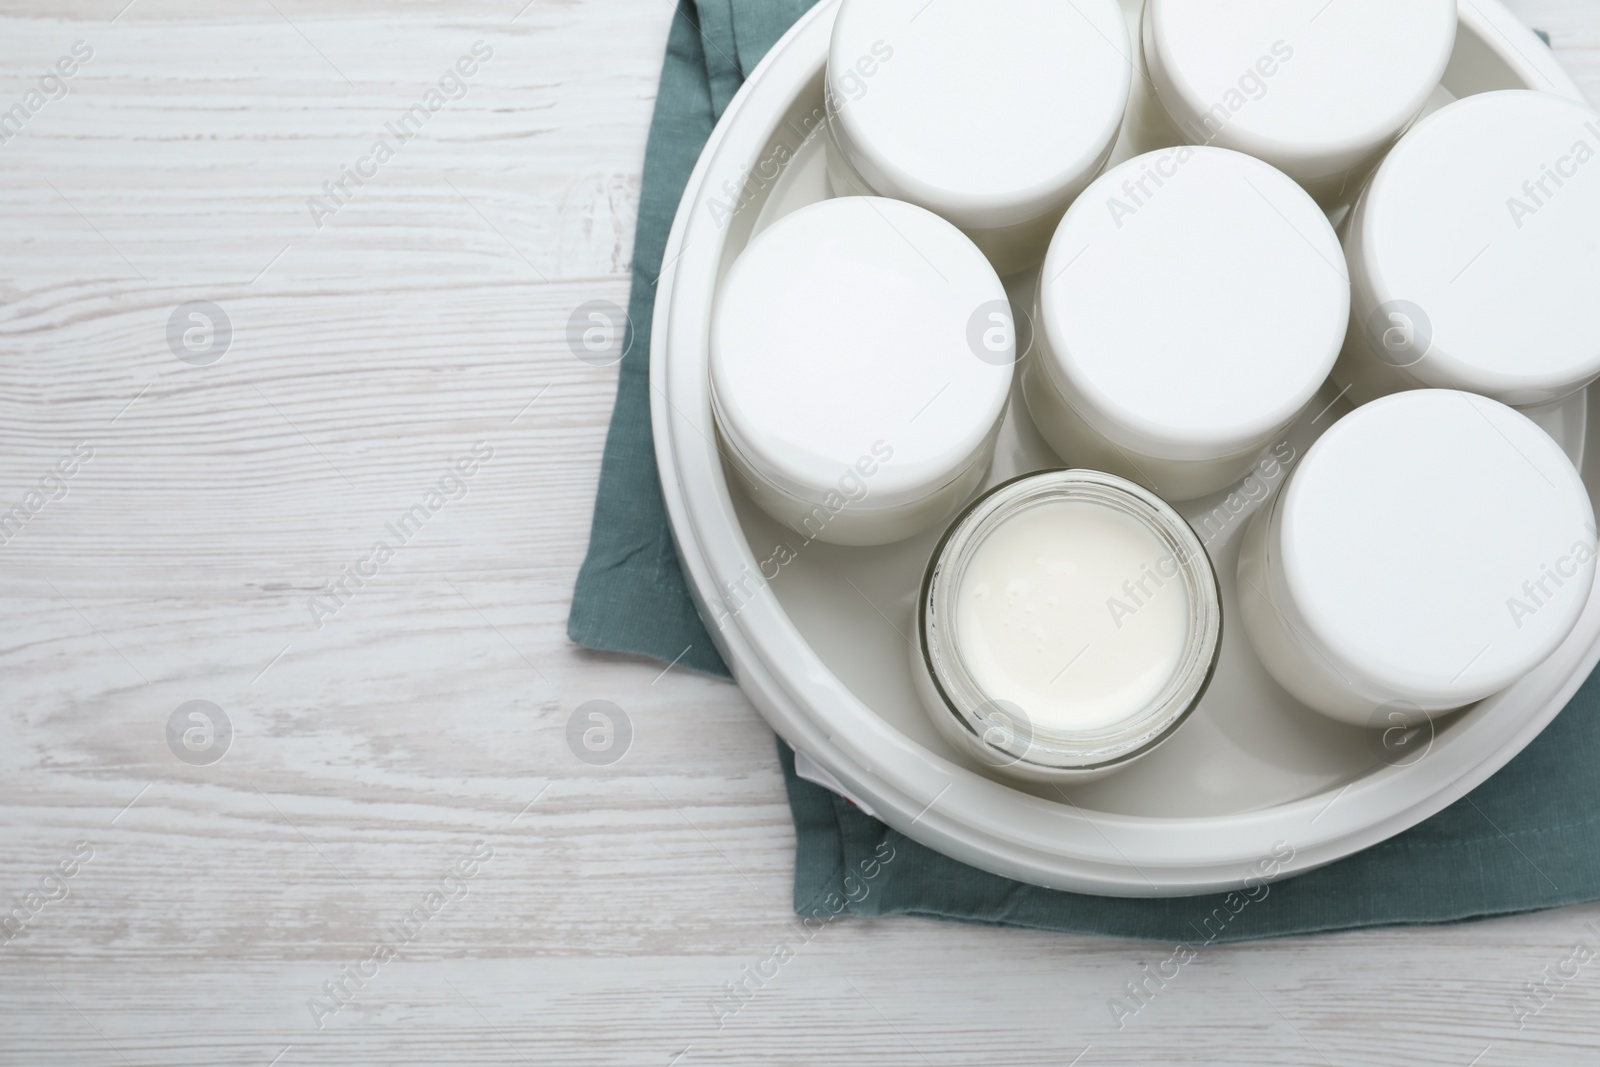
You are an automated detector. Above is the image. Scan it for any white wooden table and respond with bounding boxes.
[2,1,1598,1063]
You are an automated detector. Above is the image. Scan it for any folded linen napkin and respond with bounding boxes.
[567,0,1600,940]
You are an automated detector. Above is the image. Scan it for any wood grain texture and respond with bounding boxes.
[1,1,1599,1063]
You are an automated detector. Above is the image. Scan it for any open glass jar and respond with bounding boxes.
[913,470,1223,782]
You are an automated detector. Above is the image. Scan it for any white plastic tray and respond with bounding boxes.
[653,0,1600,895]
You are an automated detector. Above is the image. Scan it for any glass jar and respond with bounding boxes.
[914,470,1223,781]
[824,0,1131,276]
[1238,389,1597,726]
[1028,146,1348,501]
[1335,91,1600,425]
[711,197,1013,547]
[1141,0,1456,206]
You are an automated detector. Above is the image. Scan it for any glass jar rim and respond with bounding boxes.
[918,468,1223,773]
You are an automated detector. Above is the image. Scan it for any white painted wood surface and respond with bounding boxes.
[1,1,1598,1063]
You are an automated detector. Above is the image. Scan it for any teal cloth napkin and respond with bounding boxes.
[568,0,1600,939]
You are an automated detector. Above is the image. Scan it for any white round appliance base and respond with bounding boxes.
[653,0,1598,895]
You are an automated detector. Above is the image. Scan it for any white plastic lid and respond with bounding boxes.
[1280,389,1596,704]
[710,197,1013,512]
[1038,146,1349,461]
[1350,90,1600,407]
[827,0,1131,231]
[1144,0,1455,185]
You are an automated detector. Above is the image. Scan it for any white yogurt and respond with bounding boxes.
[915,470,1222,781]
[955,501,1189,734]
